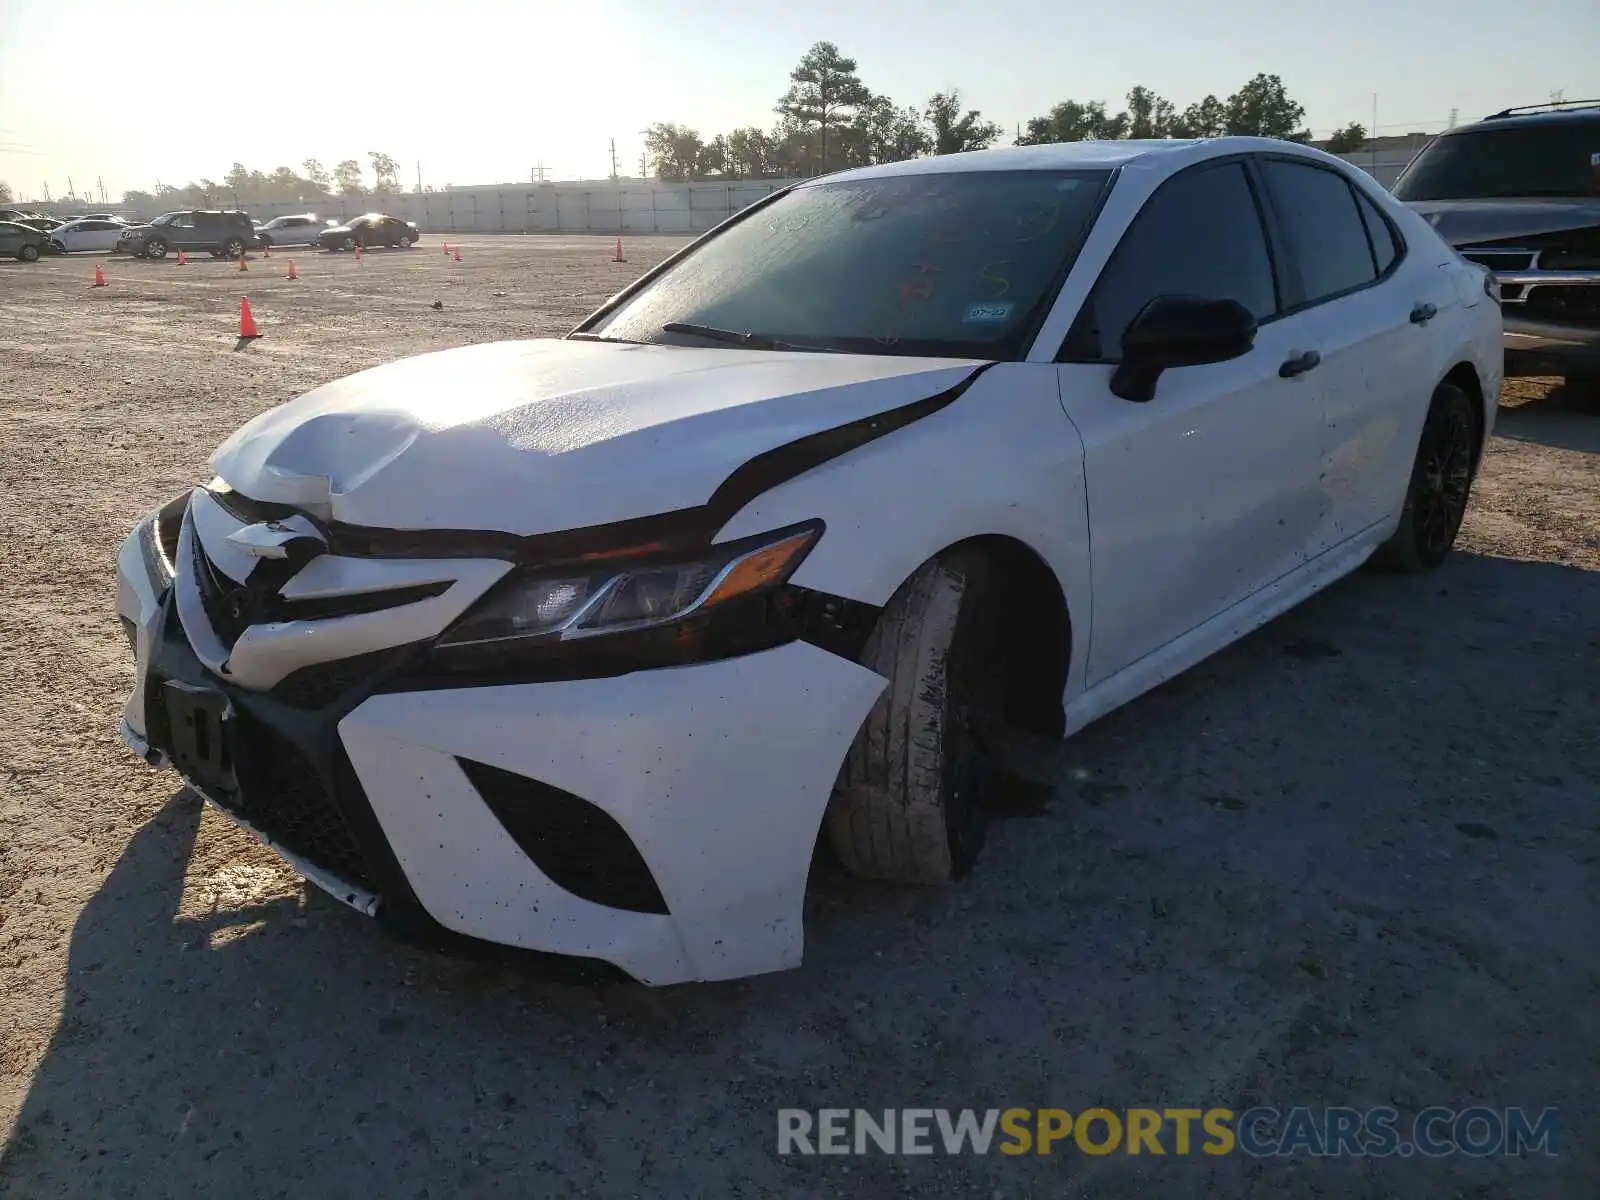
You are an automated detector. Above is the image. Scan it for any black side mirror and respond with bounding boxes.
[1110,295,1258,403]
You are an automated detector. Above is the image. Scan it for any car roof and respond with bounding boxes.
[811,136,1328,185]
[1454,104,1600,133]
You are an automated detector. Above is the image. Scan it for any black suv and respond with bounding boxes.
[1394,102,1600,372]
[114,210,263,260]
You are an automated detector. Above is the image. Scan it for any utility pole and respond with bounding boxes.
[67,176,76,202]
[1370,95,1378,174]
[638,151,647,180]
[609,137,620,181]
[42,181,52,203]
[530,160,550,183]
[1448,107,1458,129]
[98,176,106,203]
[416,160,422,192]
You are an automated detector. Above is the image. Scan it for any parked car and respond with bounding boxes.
[78,213,129,224]
[1393,101,1600,373]
[256,213,334,248]
[316,213,419,250]
[0,221,55,261]
[115,138,1501,985]
[50,216,129,254]
[114,210,261,259]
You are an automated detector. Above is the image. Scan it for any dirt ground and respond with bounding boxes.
[1,237,1596,1198]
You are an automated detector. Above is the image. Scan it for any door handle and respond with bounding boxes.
[1278,350,1321,379]
[1410,302,1437,325]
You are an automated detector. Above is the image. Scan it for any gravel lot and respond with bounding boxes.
[1,237,1596,1198]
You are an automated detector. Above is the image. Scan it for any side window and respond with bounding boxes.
[1260,160,1377,303]
[1063,162,1278,362]
[1355,189,1399,276]
[173,213,195,228]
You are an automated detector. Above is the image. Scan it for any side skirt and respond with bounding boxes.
[1063,518,1393,737]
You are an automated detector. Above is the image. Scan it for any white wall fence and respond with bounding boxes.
[28,150,1420,231]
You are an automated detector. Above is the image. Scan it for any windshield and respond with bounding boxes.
[150,212,179,226]
[1393,122,1600,200]
[587,169,1114,358]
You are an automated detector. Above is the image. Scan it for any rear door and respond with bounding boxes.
[1055,159,1331,686]
[0,223,23,255]
[82,219,123,251]
[1256,158,1455,549]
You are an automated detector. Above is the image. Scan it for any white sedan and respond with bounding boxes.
[113,138,1502,985]
[49,217,128,253]
[255,213,334,247]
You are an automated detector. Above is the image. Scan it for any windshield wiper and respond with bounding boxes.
[661,321,782,348]
[566,331,644,344]
[660,322,844,353]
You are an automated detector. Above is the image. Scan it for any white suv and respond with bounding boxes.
[256,214,333,248]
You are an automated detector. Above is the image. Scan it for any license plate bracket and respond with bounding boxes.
[162,681,235,792]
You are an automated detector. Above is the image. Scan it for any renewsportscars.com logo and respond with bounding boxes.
[777,1107,1560,1158]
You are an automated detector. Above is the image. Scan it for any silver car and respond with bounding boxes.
[255,214,334,248]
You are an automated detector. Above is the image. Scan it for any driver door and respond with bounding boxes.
[1054,158,1330,687]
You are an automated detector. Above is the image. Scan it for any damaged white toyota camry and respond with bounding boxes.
[116,138,1502,984]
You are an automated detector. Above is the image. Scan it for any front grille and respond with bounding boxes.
[224,713,376,891]
[270,645,420,710]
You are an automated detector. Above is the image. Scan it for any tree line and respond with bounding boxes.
[645,41,1367,182]
[116,152,406,213]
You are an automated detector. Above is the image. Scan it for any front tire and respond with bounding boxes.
[825,550,1006,884]
[18,243,40,262]
[342,236,356,252]
[397,234,413,249]
[144,238,168,259]
[222,237,246,259]
[1371,382,1478,572]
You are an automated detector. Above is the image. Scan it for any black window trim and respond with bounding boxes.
[1055,153,1286,365]
[1249,152,1408,318]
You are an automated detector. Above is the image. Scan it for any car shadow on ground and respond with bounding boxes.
[1494,379,1600,454]
[2,552,1596,1199]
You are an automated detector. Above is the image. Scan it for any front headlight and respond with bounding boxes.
[435,522,820,650]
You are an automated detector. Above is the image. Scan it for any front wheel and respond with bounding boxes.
[341,236,356,252]
[18,243,40,262]
[1370,382,1478,572]
[397,234,413,249]
[222,237,246,259]
[144,238,168,259]
[824,549,1007,884]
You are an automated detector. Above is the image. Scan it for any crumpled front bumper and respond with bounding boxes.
[115,515,886,985]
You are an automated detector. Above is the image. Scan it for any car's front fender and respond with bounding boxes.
[714,361,1092,695]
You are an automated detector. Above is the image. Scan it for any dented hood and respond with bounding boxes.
[1405,198,1600,247]
[209,338,983,535]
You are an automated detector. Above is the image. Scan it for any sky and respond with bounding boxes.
[0,0,1595,203]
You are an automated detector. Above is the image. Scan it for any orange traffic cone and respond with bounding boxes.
[442,241,449,256]
[355,242,362,262]
[262,243,270,258]
[238,254,248,272]
[287,260,298,280]
[452,246,461,263]
[613,237,625,263]
[238,297,261,339]
[176,250,188,265]
[91,264,107,287]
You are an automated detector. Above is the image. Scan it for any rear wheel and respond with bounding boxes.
[144,238,168,259]
[18,243,40,262]
[1370,382,1478,572]
[825,549,1008,884]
